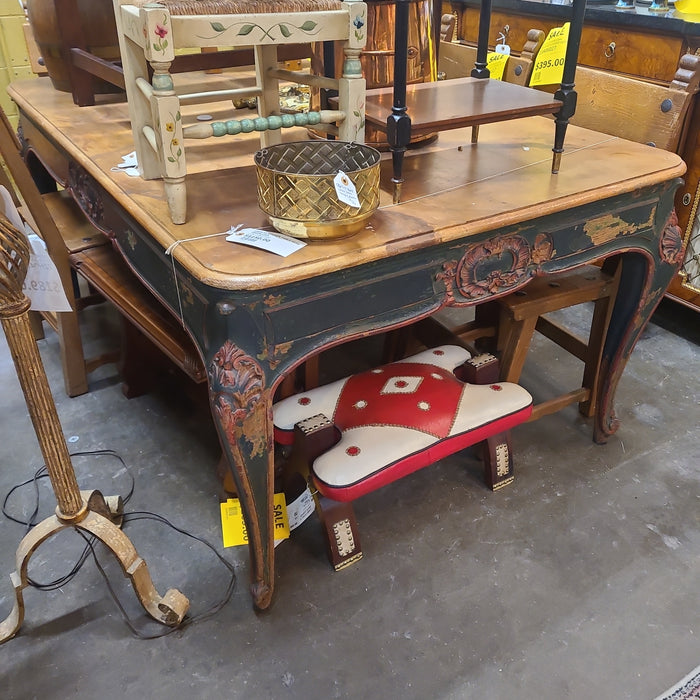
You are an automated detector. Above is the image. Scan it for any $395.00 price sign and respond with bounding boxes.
[529,23,570,87]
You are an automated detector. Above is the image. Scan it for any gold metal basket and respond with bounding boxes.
[254,141,381,240]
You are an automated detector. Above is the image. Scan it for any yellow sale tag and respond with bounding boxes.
[529,23,569,87]
[220,493,290,547]
[486,51,508,81]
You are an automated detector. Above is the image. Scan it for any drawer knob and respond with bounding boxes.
[604,42,616,59]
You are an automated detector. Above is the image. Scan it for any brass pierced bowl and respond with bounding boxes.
[254,141,381,240]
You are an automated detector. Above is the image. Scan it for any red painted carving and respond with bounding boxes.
[532,233,555,264]
[456,234,537,300]
[659,209,684,266]
[209,341,265,433]
[437,261,458,305]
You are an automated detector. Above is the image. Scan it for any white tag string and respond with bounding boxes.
[164,230,233,324]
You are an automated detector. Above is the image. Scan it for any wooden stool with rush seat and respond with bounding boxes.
[273,345,533,570]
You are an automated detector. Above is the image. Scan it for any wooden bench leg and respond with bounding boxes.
[119,320,156,399]
[460,352,500,385]
[316,496,363,571]
[290,414,363,570]
[482,431,515,491]
[497,313,539,383]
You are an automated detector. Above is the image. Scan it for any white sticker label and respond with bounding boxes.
[111,151,140,177]
[286,487,316,531]
[24,234,72,312]
[0,185,71,312]
[333,171,361,209]
[226,227,306,257]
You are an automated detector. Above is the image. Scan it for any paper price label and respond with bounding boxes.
[529,23,569,87]
[486,51,509,81]
[23,234,72,313]
[333,171,361,209]
[287,486,316,531]
[226,227,306,257]
[220,493,290,548]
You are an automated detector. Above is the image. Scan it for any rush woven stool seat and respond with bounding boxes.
[113,0,367,223]
[273,345,533,570]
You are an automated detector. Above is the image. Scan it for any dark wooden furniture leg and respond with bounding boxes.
[292,415,363,571]
[469,0,493,144]
[471,0,492,80]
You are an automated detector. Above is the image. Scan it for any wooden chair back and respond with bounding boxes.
[438,29,545,86]
[0,106,205,398]
[114,0,367,224]
[440,13,456,43]
[0,106,111,397]
[567,54,700,152]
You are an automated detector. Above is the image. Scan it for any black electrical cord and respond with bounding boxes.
[2,449,134,533]
[1,449,236,638]
[2,449,135,590]
[79,511,237,639]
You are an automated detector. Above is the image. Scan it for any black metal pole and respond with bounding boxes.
[472,0,492,79]
[387,0,412,203]
[552,0,587,172]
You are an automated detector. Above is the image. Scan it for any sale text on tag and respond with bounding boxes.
[220,493,290,548]
[529,23,569,87]
[486,51,509,81]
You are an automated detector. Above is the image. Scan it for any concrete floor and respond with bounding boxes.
[1,298,699,699]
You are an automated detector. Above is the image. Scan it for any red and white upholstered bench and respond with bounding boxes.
[273,346,533,570]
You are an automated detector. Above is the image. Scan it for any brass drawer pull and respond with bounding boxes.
[605,41,616,59]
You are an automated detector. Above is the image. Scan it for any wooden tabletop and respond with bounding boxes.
[7,76,685,291]
[364,78,563,134]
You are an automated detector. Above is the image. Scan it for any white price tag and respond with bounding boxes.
[0,185,71,312]
[333,171,361,209]
[24,234,72,312]
[0,185,24,230]
[286,487,316,531]
[111,151,140,177]
[226,227,306,257]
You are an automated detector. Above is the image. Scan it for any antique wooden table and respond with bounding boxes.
[7,77,686,610]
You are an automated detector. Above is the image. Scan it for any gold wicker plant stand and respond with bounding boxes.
[0,214,188,643]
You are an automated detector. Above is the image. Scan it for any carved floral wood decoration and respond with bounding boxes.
[209,340,268,460]
[210,340,264,427]
[68,162,105,229]
[444,233,555,301]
